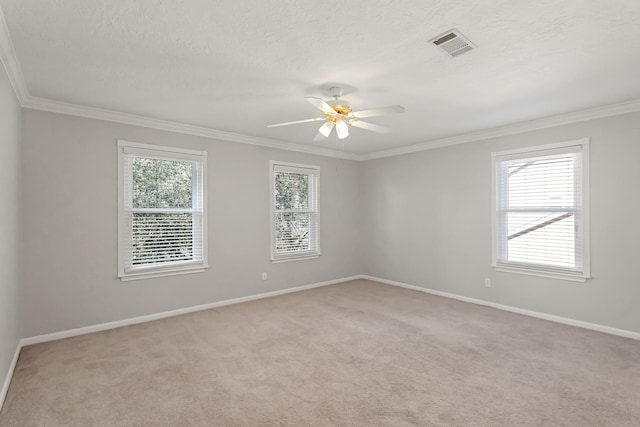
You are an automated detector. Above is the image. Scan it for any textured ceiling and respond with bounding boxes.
[2,0,640,154]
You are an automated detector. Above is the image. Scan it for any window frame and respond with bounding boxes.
[491,138,590,282]
[269,160,321,263]
[117,140,208,281]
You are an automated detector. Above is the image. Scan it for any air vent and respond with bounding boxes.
[430,29,475,58]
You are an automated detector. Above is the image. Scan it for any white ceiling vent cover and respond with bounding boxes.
[430,30,476,57]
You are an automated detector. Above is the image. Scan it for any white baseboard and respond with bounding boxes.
[361,275,640,341]
[1,275,360,410]
[21,275,361,347]
[0,343,21,412]
[5,273,638,411]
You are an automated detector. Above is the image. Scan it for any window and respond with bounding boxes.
[270,161,320,262]
[118,140,207,281]
[491,139,590,281]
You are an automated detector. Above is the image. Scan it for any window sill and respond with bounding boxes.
[492,264,589,282]
[271,254,320,264]
[119,265,207,282]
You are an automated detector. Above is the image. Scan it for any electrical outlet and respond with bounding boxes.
[262,272,267,281]
[484,278,491,287]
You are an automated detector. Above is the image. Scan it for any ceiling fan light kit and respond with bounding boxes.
[335,118,349,139]
[267,86,405,141]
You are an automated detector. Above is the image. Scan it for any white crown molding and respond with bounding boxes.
[3,1,639,162]
[1,8,357,161]
[22,96,361,160]
[0,5,28,103]
[27,95,640,163]
[1,3,358,161]
[361,98,640,160]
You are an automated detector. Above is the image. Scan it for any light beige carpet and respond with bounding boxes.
[1,279,639,426]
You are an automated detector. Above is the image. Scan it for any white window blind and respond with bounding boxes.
[118,141,207,280]
[270,162,320,261]
[492,140,590,281]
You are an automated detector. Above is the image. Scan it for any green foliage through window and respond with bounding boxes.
[131,157,195,266]
[119,141,207,280]
[273,169,317,256]
[133,157,193,209]
[275,172,308,211]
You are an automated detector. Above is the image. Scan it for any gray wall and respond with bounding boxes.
[362,112,640,333]
[15,106,640,339]
[0,65,21,386]
[21,110,362,337]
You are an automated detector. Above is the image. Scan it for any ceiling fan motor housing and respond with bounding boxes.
[326,102,352,117]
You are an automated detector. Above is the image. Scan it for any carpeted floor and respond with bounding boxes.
[1,279,640,426]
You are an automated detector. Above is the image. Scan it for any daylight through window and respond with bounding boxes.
[492,139,590,281]
[270,162,320,261]
[118,141,207,280]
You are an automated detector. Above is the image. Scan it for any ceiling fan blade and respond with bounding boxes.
[313,132,327,142]
[318,120,335,137]
[305,97,336,115]
[352,105,405,118]
[350,120,391,134]
[335,120,349,139]
[267,117,325,127]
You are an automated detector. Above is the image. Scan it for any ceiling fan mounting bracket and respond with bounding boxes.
[329,86,345,99]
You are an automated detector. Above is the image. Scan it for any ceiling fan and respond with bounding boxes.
[267,87,405,141]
